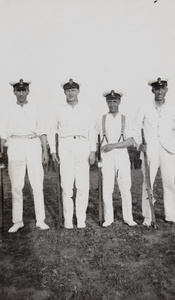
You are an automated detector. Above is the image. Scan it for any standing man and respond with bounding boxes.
[49,79,96,229]
[134,78,175,226]
[96,90,137,227]
[1,79,49,232]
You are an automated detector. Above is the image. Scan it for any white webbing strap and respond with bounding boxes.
[101,114,108,144]
[118,114,125,142]
[101,114,125,144]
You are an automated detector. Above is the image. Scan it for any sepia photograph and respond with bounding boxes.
[0,0,175,299]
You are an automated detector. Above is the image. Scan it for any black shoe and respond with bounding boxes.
[164,219,175,225]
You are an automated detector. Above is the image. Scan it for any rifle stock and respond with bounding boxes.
[97,134,103,226]
[141,129,157,229]
[55,133,63,229]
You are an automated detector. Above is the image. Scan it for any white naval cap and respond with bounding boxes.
[148,77,168,88]
[103,90,123,100]
[61,78,81,90]
[9,79,31,89]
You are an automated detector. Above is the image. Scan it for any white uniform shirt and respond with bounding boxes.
[48,102,96,153]
[133,100,175,155]
[1,102,45,141]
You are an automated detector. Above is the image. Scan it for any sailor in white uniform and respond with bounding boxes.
[96,90,137,227]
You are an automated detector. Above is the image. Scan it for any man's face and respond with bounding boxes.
[14,88,29,104]
[152,85,168,102]
[64,88,79,102]
[107,98,121,114]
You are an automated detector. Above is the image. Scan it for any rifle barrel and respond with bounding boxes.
[55,133,63,229]
[97,134,101,161]
[97,134,103,226]
[141,129,157,229]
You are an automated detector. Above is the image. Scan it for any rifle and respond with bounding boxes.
[54,133,63,229]
[0,138,5,241]
[97,134,103,226]
[141,129,157,229]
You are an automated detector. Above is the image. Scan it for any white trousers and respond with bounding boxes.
[142,144,175,222]
[101,149,134,223]
[59,137,90,224]
[7,138,45,223]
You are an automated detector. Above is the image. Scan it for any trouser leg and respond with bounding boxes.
[160,147,175,222]
[75,159,89,223]
[59,138,91,225]
[7,139,26,224]
[8,160,26,223]
[60,154,75,225]
[101,153,115,223]
[74,139,90,223]
[117,165,134,223]
[26,139,45,223]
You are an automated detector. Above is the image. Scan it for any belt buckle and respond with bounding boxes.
[73,135,82,139]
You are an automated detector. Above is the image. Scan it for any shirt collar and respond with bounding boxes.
[153,99,167,109]
[65,101,79,108]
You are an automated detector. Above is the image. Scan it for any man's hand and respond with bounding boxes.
[139,143,147,152]
[42,150,49,165]
[101,143,115,153]
[52,152,60,163]
[89,151,96,165]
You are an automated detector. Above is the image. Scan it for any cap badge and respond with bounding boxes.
[69,78,73,85]
[157,77,161,83]
[111,90,115,96]
[19,79,24,86]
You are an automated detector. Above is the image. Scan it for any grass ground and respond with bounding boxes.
[0,165,175,300]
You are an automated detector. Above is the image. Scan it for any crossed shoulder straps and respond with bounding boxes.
[101,114,125,145]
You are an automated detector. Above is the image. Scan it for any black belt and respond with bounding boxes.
[61,136,85,139]
[73,135,84,139]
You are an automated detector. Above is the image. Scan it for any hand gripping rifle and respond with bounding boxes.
[0,138,5,241]
[141,129,157,229]
[97,134,103,226]
[54,133,63,229]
